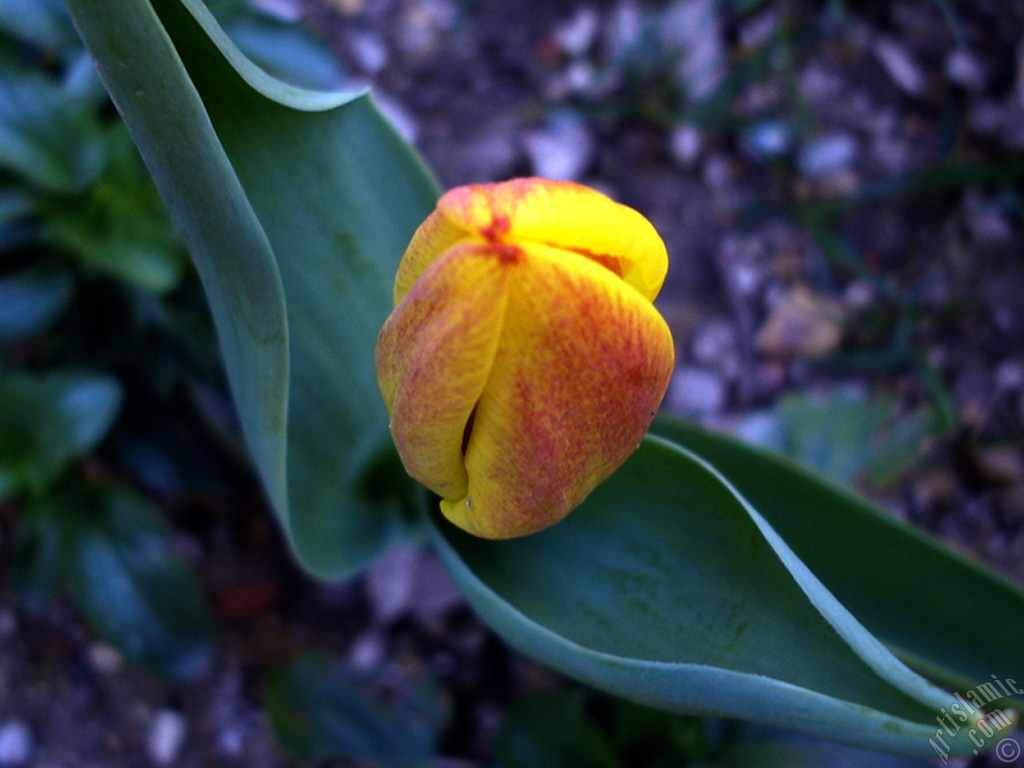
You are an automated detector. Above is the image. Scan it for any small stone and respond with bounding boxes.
[702,153,734,192]
[451,118,522,182]
[350,30,388,74]
[843,279,874,311]
[0,609,16,640]
[523,114,594,180]
[945,47,985,90]
[962,190,1012,245]
[147,710,187,766]
[366,544,419,623]
[396,3,442,58]
[743,120,793,162]
[799,63,843,104]
[669,123,702,167]
[873,37,926,97]
[691,319,739,379]
[756,285,845,358]
[411,551,464,625]
[913,468,959,509]
[661,0,725,101]
[995,360,1024,392]
[555,7,600,58]
[0,720,33,766]
[87,643,124,674]
[738,10,778,49]
[973,446,1024,485]
[667,367,727,417]
[798,133,858,179]
[564,60,597,95]
[730,261,762,296]
[323,0,364,14]
[604,0,643,60]
[348,631,385,674]
[217,725,244,758]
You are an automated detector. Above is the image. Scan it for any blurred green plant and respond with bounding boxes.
[266,652,450,767]
[0,0,1016,764]
[56,0,1024,762]
[495,686,935,768]
[0,0,343,683]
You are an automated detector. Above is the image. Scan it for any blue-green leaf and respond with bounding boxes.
[0,370,121,498]
[0,263,75,342]
[266,653,442,767]
[64,484,215,681]
[432,436,1012,757]
[65,0,438,578]
[0,67,106,193]
[651,415,1024,704]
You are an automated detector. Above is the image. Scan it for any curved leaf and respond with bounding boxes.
[431,436,997,757]
[650,415,1024,703]
[0,370,121,498]
[266,652,443,766]
[0,263,74,341]
[65,0,439,577]
[65,484,215,681]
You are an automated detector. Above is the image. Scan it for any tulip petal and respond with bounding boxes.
[377,243,513,500]
[440,242,675,538]
[395,178,669,305]
[392,207,467,306]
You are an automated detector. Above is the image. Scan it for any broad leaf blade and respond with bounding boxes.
[65,484,215,681]
[650,415,1024,704]
[266,653,440,767]
[0,370,121,498]
[432,437,997,757]
[66,0,438,578]
[0,264,74,342]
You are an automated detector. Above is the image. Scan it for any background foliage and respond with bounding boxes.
[1,0,1022,766]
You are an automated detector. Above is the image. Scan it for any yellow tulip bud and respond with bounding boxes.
[375,177,675,538]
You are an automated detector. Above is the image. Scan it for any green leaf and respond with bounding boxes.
[0,67,106,193]
[495,690,622,768]
[266,652,441,767]
[41,127,186,293]
[431,436,1009,757]
[650,415,1024,705]
[207,0,345,90]
[0,0,79,54]
[64,484,215,681]
[735,386,937,488]
[716,730,933,768]
[0,263,75,341]
[65,0,439,578]
[14,494,69,612]
[0,370,121,498]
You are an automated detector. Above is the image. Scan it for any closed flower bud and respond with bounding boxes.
[376,177,675,538]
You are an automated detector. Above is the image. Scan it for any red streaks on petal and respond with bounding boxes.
[481,212,511,242]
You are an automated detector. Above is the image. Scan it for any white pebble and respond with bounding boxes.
[555,7,600,58]
[147,710,187,766]
[669,124,703,167]
[874,37,926,97]
[0,720,33,766]
[798,133,858,179]
[667,367,727,417]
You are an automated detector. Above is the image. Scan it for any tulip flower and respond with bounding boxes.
[376,178,675,539]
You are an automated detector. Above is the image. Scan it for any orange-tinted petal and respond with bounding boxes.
[394,178,668,305]
[376,243,513,499]
[392,207,467,305]
[439,242,675,538]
